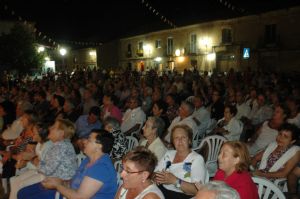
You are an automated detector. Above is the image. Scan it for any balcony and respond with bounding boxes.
[136,49,144,57]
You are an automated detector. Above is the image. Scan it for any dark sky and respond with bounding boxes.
[1,0,300,44]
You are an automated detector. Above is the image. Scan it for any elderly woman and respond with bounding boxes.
[155,124,208,199]
[213,105,243,141]
[115,146,165,199]
[18,129,118,199]
[140,116,167,161]
[17,119,78,198]
[214,141,258,199]
[251,123,300,180]
[104,116,128,161]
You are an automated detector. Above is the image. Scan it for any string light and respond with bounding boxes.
[141,0,176,28]
[1,4,103,48]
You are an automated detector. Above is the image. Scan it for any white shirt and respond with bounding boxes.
[248,121,278,156]
[140,137,167,161]
[287,113,300,128]
[217,117,243,141]
[155,150,209,193]
[121,107,146,135]
[192,107,211,136]
[236,102,251,120]
[165,115,198,143]
[250,105,273,126]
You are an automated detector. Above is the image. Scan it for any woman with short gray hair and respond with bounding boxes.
[103,116,127,161]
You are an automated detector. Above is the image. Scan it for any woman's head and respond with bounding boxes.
[276,123,299,147]
[104,116,121,132]
[84,129,114,155]
[152,100,167,117]
[224,105,237,121]
[21,110,39,129]
[171,124,193,150]
[48,119,75,142]
[218,141,250,174]
[121,146,158,188]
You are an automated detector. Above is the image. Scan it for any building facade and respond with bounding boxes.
[118,6,300,72]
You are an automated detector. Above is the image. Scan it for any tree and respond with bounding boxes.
[0,24,44,76]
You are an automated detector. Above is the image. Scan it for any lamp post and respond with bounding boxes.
[59,48,67,70]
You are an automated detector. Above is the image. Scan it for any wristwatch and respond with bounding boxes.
[175,178,182,188]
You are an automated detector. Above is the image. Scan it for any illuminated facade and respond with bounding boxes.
[118,6,300,72]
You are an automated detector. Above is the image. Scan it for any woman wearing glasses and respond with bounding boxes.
[115,146,165,199]
[18,129,118,199]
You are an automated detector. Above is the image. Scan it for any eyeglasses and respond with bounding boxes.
[120,164,145,175]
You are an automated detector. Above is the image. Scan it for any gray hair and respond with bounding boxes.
[147,116,165,137]
[182,100,195,115]
[17,100,33,112]
[104,116,120,130]
[197,181,240,199]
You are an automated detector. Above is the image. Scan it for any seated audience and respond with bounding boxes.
[121,96,146,136]
[151,100,170,138]
[247,104,287,156]
[103,116,127,161]
[251,123,300,180]
[214,141,258,199]
[140,116,167,161]
[17,118,78,198]
[155,125,208,199]
[164,101,198,144]
[115,146,165,199]
[212,105,243,141]
[195,181,240,199]
[75,106,102,138]
[19,129,117,199]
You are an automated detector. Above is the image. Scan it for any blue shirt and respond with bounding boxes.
[71,154,118,199]
[75,115,102,137]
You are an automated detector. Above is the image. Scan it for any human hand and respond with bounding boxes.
[154,171,177,185]
[42,177,63,189]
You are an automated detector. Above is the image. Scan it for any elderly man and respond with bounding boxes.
[121,97,146,137]
[195,181,240,199]
[192,95,211,137]
[75,106,102,138]
[164,100,198,144]
[140,116,167,161]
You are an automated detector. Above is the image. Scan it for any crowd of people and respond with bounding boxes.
[0,67,299,199]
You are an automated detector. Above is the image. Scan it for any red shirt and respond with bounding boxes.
[213,169,259,199]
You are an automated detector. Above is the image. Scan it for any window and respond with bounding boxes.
[190,34,197,54]
[167,37,173,55]
[265,24,277,44]
[127,44,132,52]
[222,28,232,43]
[137,42,143,57]
[155,39,161,48]
[127,44,132,57]
[138,42,143,51]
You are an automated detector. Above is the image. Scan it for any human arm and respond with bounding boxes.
[253,151,300,179]
[155,171,198,195]
[251,150,264,168]
[42,176,103,199]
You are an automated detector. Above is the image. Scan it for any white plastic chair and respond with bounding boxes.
[125,136,138,152]
[192,129,205,149]
[194,135,227,177]
[274,178,288,192]
[252,176,286,199]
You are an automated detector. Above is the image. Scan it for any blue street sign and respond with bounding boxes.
[243,48,250,59]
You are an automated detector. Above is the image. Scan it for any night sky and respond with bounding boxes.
[1,0,299,44]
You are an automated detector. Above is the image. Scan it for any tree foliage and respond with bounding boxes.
[0,24,44,75]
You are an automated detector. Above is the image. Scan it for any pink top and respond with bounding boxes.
[214,169,259,199]
[103,105,122,123]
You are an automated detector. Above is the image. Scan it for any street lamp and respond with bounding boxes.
[59,48,67,69]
